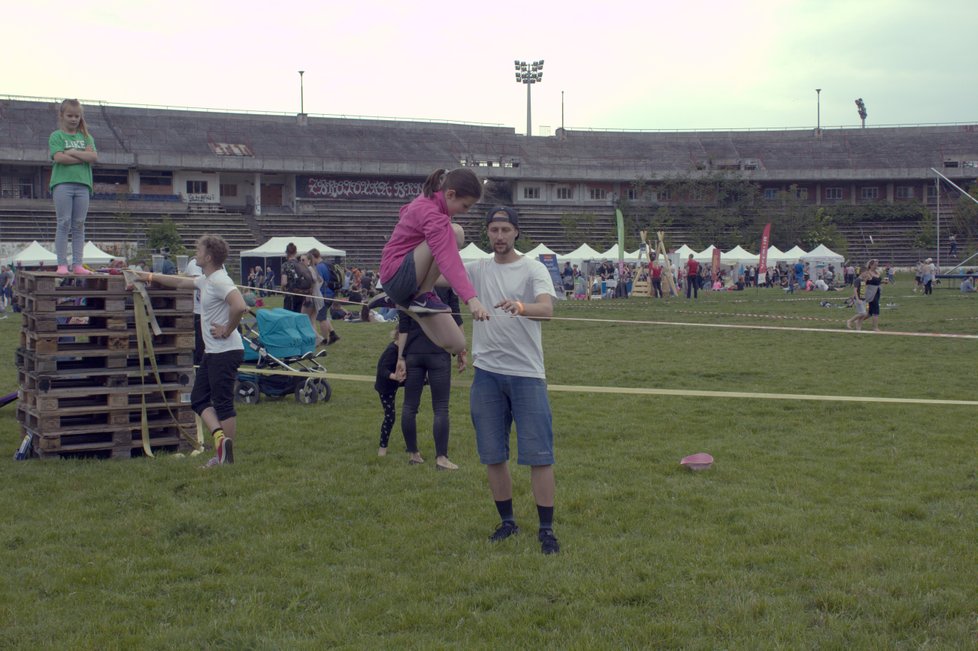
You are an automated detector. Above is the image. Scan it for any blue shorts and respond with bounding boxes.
[470,368,554,466]
[382,255,418,307]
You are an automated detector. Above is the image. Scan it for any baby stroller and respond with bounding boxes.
[234,308,332,404]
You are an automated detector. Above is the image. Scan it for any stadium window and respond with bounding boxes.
[895,186,913,199]
[626,188,637,201]
[825,187,843,201]
[220,184,238,197]
[795,187,809,200]
[93,171,129,185]
[557,187,574,200]
[523,186,540,200]
[927,185,938,199]
[860,187,879,200]
[657,189,670,201]
[589,187,607,200]
[762,188,779,201]
[187,180,208,195]
[141,171,172,186]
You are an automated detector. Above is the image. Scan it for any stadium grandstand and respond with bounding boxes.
[2,95,977,271]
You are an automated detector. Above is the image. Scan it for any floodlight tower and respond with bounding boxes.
[855,98,867,128]
[815,88,821,133]
[515,60,544,136]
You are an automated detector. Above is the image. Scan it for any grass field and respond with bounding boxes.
[0,279,975,649]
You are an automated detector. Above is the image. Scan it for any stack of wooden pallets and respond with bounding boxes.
[14,272,196,459]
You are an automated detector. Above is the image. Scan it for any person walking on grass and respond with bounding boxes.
[133,234,247,467]
[465,206,560,555]
[49,99,98,276]
[374,167,490,354]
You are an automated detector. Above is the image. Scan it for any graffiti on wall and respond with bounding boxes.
[299,176,423,200]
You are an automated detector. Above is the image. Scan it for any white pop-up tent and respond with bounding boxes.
[82,241,116,265]
[9,241,57,266]
[459,242,491,261]
[801,244,845,280]
[561,243,604,270]
[599,244,640,262]
[782,245,809,261]
[693,245,718,263]
[722,245,759,265]
[239,236,346,285]
[525,243,558,258]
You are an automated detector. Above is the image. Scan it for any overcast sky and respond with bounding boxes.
[5,0,976,134]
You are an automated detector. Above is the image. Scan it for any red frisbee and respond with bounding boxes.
[680,452,714,471]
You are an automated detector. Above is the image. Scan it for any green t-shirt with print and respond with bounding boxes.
[49,130,96,191]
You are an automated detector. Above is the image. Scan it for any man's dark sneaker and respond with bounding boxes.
[488,521,519,542]
[408,291,451,314]
[328,331,340,345]
[217,437,234,465]
[367,293,396,310]
[538,528,560,555]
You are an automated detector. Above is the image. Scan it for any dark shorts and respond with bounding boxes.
[382,255,418,307]
[316,299,334,321]
[868,299,880,316]
[191,348,244,421]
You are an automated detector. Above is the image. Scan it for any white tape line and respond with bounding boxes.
[292,371,978,407]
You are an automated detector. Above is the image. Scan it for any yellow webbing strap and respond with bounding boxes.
[126,272,203,454]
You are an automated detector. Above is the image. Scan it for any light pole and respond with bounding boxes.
[815,88,821,133]
[515,60,544,136]
[298,70,305,115]
[855,98,867,128]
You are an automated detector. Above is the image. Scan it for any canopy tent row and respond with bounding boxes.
[239,236,346,286]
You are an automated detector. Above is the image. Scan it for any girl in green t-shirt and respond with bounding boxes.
[49,99,98,275]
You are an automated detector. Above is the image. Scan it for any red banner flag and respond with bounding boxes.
[758,223,772,275]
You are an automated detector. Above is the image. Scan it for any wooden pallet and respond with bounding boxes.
[25,424,191,459]
[16,347,193,374]
[21,312,194,334]
[20,329,195,355]
[19,381,192,411]
[19,366,192,393]
[19,401,195,434]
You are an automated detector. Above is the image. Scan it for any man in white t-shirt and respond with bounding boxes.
[464,206,560,554]
[134,235,247,467]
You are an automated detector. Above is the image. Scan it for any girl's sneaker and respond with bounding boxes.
[56,265,69,275]
[72,265,92,275]
[408,291,451,314]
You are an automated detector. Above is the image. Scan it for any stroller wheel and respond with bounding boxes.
[234,380,260,404]
[295,378,319,404]
[314,378,332,402]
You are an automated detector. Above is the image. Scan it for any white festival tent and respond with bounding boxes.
[801,244,845,278]
[693,245,718,263]
[762,244,787,262]
[239,236,346,284]
[781,245,809,261]
[8,241,57,266]
[524,243,558,258]
[722,245,760,265]
[82,241,116,265]
[561,243,604,269]
[459,242,492,260]
[668,244,698,271]
[598,244,640,261]
[563,243,603,260]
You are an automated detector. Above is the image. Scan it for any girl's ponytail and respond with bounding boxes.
[421,167,482,202]
[422,168,447,198]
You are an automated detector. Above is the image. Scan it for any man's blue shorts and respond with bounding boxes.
[470,367,554,466]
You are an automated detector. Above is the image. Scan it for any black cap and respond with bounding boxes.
[485,205,520,232]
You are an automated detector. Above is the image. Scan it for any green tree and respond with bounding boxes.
[951,186,978,243]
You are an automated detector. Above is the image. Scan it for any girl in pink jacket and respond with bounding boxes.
[378,168,489,354]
